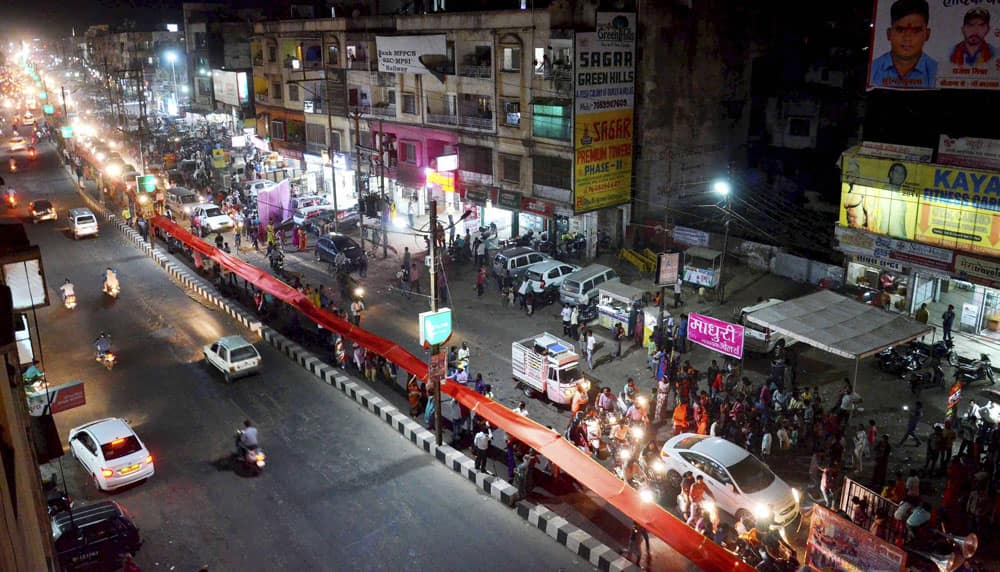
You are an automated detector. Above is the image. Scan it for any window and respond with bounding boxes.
[287,121,305,144]
[289,84,299,102]
[330,130,342,152]
[532,155,571,189]
[400,141,417,164]
[270,120,286,140]
[385,89,396,106]
[327,40,340,66]
[402,92,417,115]
[502,100,520,127]
[459,145,493,176]
[271,81,282,99]
[789,117,811,137]
[502,47,521,72]
[305,123,326,146]
[101,436,143,461]
[268,45,277,63]
[532,103,571,140]
[500,154,521,183]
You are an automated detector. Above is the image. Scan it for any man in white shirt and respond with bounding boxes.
[474,422,492,472]
[586,330,596,369]
[514,402,529,417]
[673,278,683,308]
[454,367,469,384]
[561,304,572,336]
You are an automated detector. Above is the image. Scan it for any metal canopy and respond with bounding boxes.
[744,289,932,360]
[684,246,722,261]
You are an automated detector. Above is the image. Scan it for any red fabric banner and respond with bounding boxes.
[147,215,753,572]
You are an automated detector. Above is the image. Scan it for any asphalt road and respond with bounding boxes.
[15,143,594,571]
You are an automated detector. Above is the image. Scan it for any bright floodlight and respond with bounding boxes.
[165,51,178,64]
[713,180,731,196]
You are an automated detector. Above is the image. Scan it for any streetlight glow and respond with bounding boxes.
[164,51,178,64]
[713,180,731,196]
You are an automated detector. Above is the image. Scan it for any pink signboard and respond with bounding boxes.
[687,313,744,360]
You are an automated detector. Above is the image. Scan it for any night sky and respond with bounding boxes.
[0,0,189,40]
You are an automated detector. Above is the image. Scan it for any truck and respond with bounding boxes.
[512,333,586,405]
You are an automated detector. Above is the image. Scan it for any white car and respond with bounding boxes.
[288,194,330,212]
[69,418,154,491]
[191,204,234,236]
[524,261,581,292]
[660,433,800,527]
[204,335,261,382]
[9,136,26,151]
[242,179,276,199]
[22,113,35,126]
[292,204,335,227]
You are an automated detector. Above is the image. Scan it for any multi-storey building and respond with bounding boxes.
[251,5,622,245]
[183,3,259,113]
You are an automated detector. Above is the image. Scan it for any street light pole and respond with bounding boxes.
[429,198,443,445]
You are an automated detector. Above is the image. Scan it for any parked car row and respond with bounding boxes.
[491,245,621,307]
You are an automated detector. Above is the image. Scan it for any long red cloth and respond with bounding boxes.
[149,215,753,572]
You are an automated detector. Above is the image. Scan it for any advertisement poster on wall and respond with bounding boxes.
[868,1,1000,90]
[805,505,906,572]
[573,12,635,214]
[838,149,1000,258]
[376,35,447,75]
[687,313,744,360]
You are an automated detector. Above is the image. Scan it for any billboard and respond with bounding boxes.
[868,1,1000,90]
[805,505,906,572]
[573,12,636,214]
[212,70,248,107]
[687,313,745,360]
[376,35,446,75]
[839,149,1000,258]
[938,135,1000,170]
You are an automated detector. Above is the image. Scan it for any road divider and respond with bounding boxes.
[67,171,638,572]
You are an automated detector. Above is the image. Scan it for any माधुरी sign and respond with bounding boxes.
[419,308,453,347]
[376,35,446,75]
[687,313,745,360]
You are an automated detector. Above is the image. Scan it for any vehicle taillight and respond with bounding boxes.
[144,455,153,464]
[540,280,546,289]
[101,468,114,477]
[255,454,265,462]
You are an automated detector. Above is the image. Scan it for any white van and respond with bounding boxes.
[288,194,330,212]
[165,187,201,216]
[738,298,795,356]
[67,208,99,239]
[559,264,620,306]
[242,179,276,199]
[191,204,234,236]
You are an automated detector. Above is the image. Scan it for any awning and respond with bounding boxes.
[684,246,722,261]
[744,289,932,359]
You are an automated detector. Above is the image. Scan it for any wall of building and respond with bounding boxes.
[632,0,765,222]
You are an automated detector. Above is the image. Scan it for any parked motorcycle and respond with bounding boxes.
[955,354,995,387]
[909,339,952,362]
[949,345,982,368]
[876,346,923,377]
[909,364,945,395]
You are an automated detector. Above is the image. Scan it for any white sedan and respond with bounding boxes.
[660,433,800,527]
[204,335,261,382]
[9,136,26,151]
[69,418,155,491]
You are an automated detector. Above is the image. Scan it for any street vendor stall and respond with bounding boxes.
[683,246,722,288]
[595,282,663,344]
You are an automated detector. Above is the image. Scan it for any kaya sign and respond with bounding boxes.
[687,313,745,360]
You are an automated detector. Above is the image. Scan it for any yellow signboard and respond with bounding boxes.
[839,150,1000,258]
[212,148,227,169]
[574,109,633,213]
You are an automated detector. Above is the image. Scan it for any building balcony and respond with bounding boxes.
[458,64,491,79]
[426,113,459,126]
[460,114,494,131]
[349,104,372,115]
[348,58,370,71]
[372,104,396,118]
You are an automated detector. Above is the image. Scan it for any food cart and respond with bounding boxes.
[683,246,723,288]
[595,282,664,345]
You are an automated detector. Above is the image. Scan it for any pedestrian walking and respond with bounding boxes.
[398,264,411,299]
[409,262,420,294]
[673,278,683,308]
[358,253,368,278]
[871,435,891,491]
[350,298,365,326]
[234,230,242,252]
[614,322,625,358]
[474,423,492,472]
[561,304,572,336]
[853,424,867,474]
[476,266,486,297]
[525,289,535,316]
[623,521,650,566]
[915,302,929,324]
[586,329,596,369]
[299,227,308,251]
[898,401,924,446]
[570,305,580,339]
[402,246,411,272]
[942,304,955,341]
[923,425,944,475]
[677,313,689,353]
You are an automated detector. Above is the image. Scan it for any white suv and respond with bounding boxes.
[524,261,581,292]
[191,204,234,236]
[660,433,800,527]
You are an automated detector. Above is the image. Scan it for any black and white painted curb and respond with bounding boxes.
[73,177,638,572]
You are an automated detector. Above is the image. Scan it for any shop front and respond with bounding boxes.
[845,254,910,311]
[915,255,1000,341]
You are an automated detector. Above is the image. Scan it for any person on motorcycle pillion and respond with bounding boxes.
[94,332,112,358]
[59,278,75,301]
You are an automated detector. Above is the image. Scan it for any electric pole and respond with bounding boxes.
[429,198,442,445]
